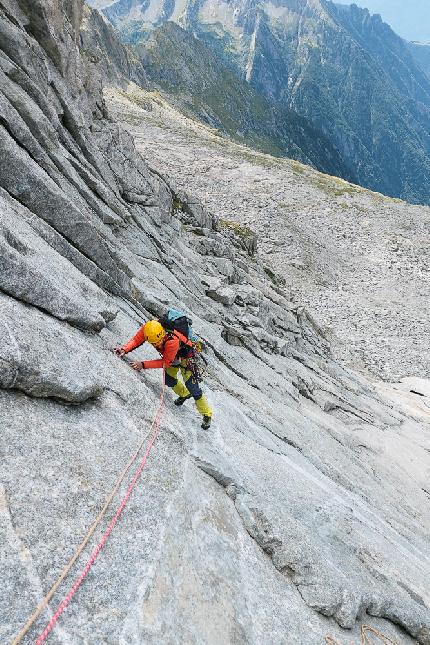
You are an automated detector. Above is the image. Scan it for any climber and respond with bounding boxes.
[114,320,213,430]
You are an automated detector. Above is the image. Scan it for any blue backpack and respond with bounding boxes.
[158,309,195,340]
[160,309,207,346]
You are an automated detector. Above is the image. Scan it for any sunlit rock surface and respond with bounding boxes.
[0,2,429,644]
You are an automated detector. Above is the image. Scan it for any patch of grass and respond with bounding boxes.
[171,197,184,212]
[208,137,230,149]
[312,174,362,197]
[237,149,281,168]
[310,172,403,204]
[116,89,163,110]
[219,219,255,239]
[290,160,306,175]
[278,201,295,210]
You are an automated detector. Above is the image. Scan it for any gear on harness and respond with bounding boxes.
[187,349,208,382]
[158,308,208,381]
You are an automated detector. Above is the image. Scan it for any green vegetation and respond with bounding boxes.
[197,23,242,69]
[310,173,405,205]
[113,20,151,45]
[116,88,163,110]
[311,174,362,197]
[104,0,430,204]
[219,219,255,239]
[277,201,295,210]
[132,22,351,180]
[290,160,306,175]
[237,149,282,168]
[171,197,184,213]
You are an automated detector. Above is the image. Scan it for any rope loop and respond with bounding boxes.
[325,624,398,645]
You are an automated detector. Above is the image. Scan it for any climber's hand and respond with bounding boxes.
[114,347,125,356]
[131,361,144,371]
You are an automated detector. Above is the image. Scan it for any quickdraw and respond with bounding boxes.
[187,348,208,382]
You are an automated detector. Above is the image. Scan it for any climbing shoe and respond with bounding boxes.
[201,415,212,430]
[174,393,192,406]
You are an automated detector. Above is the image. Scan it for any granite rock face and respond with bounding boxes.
[0,2,429,645]
[80,3,148,89]
[109,85,430,382]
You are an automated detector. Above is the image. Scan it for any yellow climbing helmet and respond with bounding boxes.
[144,320,166,345]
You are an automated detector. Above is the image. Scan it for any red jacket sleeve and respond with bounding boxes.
[122,326,147,354]
[143,336,180,369]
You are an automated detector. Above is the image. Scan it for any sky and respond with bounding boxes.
[340,0,430,42]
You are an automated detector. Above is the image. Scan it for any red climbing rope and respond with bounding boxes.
[35,380,166,644]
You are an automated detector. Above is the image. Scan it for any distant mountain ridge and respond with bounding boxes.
[336,0,430,42]
[88,0,430,205]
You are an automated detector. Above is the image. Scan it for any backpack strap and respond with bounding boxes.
[171,329,193,348]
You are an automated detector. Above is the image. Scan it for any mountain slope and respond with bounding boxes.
[1,2,430,645]
[136,21,356,179]
[98,0,430,205]
[226,0,430,205]
[80,2,148,87]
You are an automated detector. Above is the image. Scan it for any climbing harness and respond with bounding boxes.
[12,375,166,644]
[325,624,398,645]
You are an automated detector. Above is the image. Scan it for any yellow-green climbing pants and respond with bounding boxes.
[165,363,212,418]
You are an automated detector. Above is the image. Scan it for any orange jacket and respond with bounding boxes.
[122,327,191,369]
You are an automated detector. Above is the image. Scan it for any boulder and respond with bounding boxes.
[207,285,236,306]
